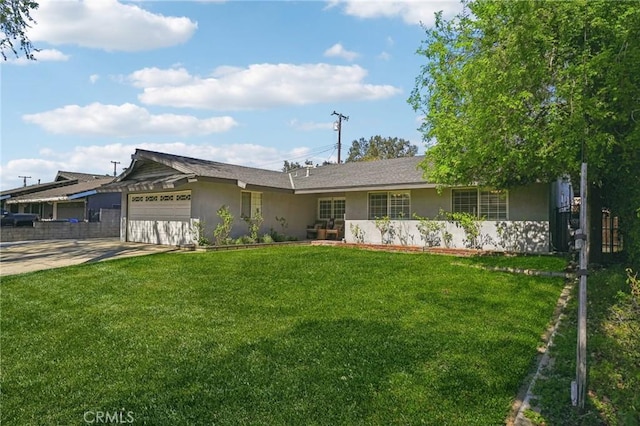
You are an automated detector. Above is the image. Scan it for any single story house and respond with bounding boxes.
[104,149,561,253]
[2,171,119,221]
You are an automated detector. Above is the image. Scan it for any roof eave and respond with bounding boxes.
[6,196,68,204]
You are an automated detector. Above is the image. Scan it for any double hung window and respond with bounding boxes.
[452,189,507,220]
[318,198,345,220]
[241,191,262,218]
[368,192,410,219]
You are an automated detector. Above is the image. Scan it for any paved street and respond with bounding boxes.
[0,238,176,276]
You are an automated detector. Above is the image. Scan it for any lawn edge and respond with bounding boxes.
[507,277,576,426]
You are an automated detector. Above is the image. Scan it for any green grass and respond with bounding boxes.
[529,266,640,425]
[1,246,566,425]
[458,253,570,272]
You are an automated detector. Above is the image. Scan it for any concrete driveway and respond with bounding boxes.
[0,238,178,276]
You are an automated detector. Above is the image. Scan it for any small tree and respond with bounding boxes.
[192,220,210,246]
[413,213,444,247]
[374,216,395,245]
[445,211,484,249]
[213,205,234,245]
[350,223,366,244]
[243,209,264,243]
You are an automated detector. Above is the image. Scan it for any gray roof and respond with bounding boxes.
[1,170,113,199]
[105,149,432,193]
[56,171,112,181]
[290,155,432,193]
[106,149,291,191]
[7,176,115,203]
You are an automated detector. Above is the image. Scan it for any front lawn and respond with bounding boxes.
[1,246,566,425]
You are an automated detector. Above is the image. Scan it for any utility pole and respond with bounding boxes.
[332,111,349,163]
[573,14,590,410]
[110,161,121,177]
[18,175,31,187]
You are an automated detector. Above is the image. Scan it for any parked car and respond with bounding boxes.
[0,210,39,226]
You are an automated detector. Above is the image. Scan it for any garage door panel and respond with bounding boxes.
[127,191,192,245]
[127,220,193,246]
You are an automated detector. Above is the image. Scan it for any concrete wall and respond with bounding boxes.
[344,219,550,253]
[0,209,120,242]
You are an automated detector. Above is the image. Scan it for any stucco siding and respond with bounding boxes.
[410,188,445,218]
[508,183,549,221]
[190,182,315,241]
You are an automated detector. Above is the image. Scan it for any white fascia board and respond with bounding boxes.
[6,196,68,204]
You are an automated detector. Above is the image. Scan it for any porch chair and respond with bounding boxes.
[325,218,344,240]
[306,221,326,239]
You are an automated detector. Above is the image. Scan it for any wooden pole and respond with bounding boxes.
[574,162,588,408]
[332,111,348,163]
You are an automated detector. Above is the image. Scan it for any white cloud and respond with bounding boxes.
[29,0,197,51]
[128,67,195,88]
[5,48,70,65]
[22,103,237,137]
[326,0,463,26]
[89,74,100,84]
[0,142,315,190]
[134,63,401,110]
[289,119,334,131]
[377,51,391,61]
[324,43,360,61]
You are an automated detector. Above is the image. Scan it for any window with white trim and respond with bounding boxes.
[368,192,410,219]
[318,197,345,220]
[452,188,507,220]
[241,191,262,218]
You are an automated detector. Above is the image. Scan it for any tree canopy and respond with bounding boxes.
[346,135,418,162]
[1,0,39,61]
[410,0,640,266]
[282,160,313,172]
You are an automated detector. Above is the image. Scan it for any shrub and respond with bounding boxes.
[350,224,366,244]
[243,209,264,243]
[213,205,234,245]
[413,213,444,247]
[374,216,395,245]
[192,220,211,246]
[442,210,485,249]
[235,236,254,245]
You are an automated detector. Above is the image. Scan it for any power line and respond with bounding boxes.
[255,143,336,169]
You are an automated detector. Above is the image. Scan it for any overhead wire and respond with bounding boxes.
[254,143,337,170]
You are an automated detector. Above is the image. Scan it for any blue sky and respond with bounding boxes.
[1,0,462,190]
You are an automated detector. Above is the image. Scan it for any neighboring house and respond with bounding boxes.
[104,149,560,253]
[1,171,118,221]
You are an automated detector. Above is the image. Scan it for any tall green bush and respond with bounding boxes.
[243,209,264,243]
[213,205,234,245]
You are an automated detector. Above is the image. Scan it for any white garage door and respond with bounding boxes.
[127,191,193,245]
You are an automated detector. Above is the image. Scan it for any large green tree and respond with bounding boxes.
[410,0,640,266]
[346,135,418,162]
[1,0,39,61]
